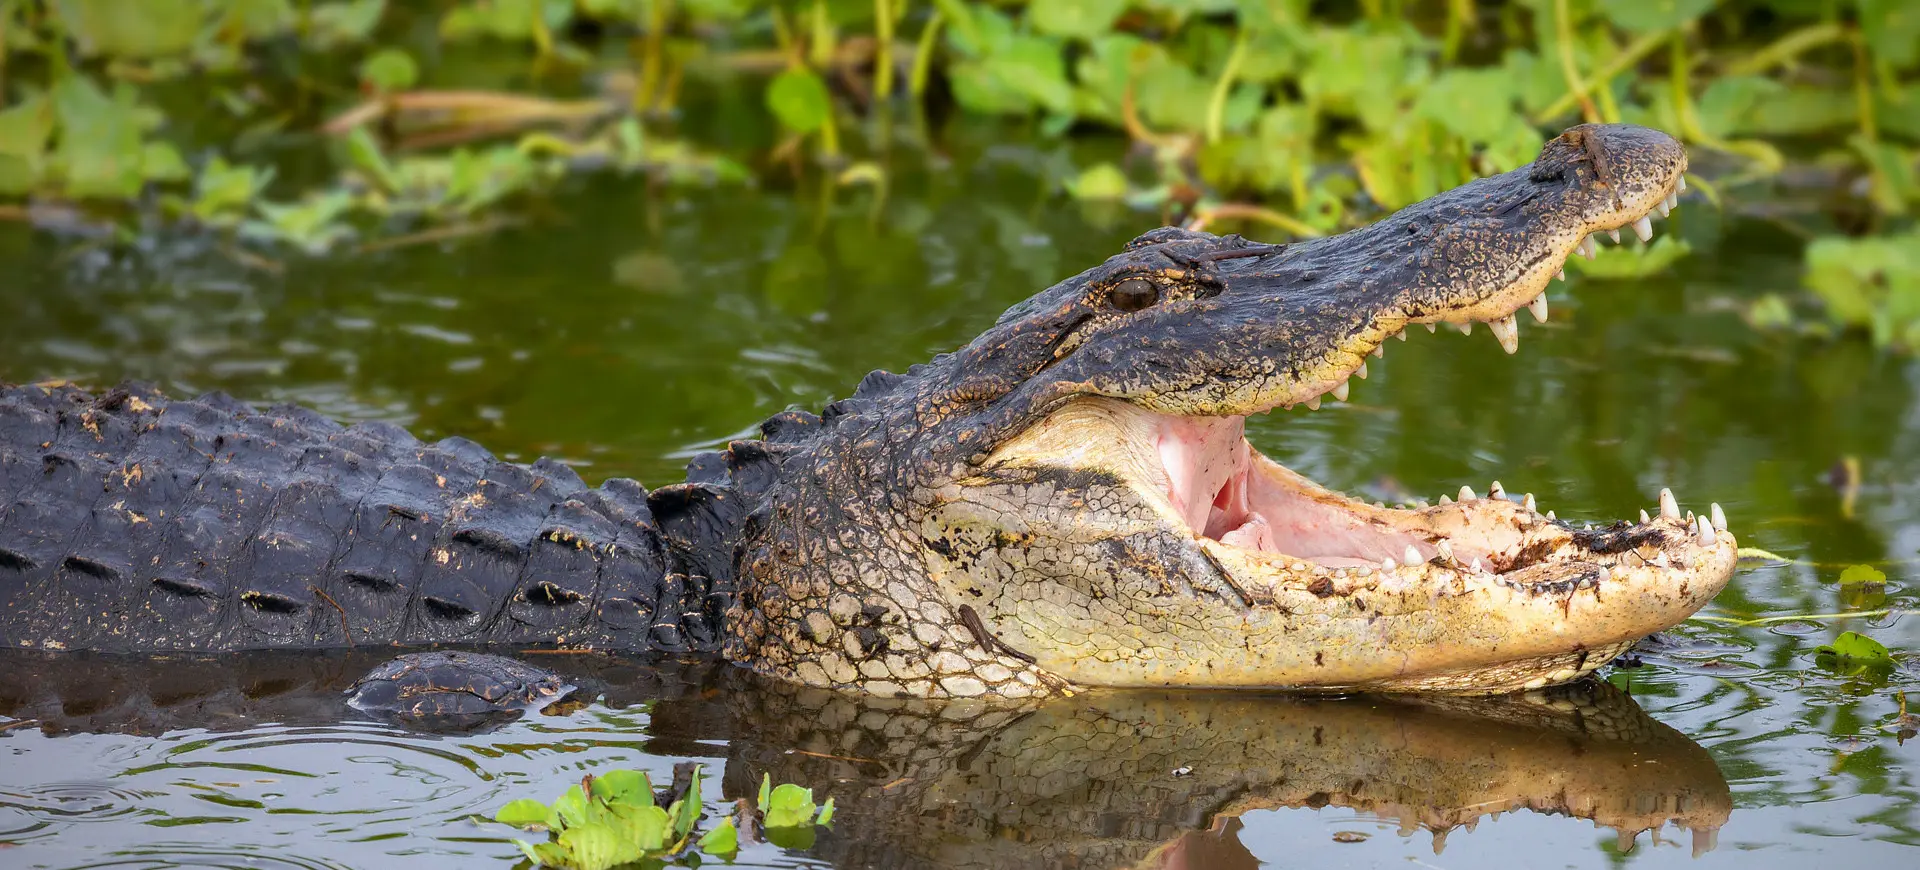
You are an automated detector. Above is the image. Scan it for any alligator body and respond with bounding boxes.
[0,124,1733,700]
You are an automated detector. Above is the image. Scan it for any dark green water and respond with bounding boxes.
[1,141,1916,869]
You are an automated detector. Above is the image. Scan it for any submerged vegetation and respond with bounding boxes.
[0,0,1913,331]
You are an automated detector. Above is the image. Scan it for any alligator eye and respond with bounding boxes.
[1109,277,1159,312]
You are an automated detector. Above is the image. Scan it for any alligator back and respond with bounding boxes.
[0,382,725,653]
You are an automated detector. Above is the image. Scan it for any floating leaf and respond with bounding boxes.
[697,815,738,856]
[1816,631,1893,665]
[497,798,555,829]
[1838,565,1888,587]
[762,783,818,829]
[588,769,651,806]
[667,765,703,841]
[556,823,629,870]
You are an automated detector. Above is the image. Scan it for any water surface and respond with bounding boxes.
[1,137,1916,868]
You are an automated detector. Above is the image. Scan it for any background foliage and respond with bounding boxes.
[0,0,1914,342]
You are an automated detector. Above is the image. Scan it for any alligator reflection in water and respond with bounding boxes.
[0,653,1729,869]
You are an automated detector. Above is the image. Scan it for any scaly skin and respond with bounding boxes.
[2,124,1731,702]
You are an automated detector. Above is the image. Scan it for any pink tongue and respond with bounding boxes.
[1220,512,1275,551]
[1157,416,1250,535]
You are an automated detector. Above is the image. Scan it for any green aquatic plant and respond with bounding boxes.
[491,766,834,869]
[1815,630,1896,679]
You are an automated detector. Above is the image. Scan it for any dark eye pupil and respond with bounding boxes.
[1111,277,1158,311]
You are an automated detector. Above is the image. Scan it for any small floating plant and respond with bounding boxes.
[491,766,833,869]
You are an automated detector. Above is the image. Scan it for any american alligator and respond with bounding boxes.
[0,123,1730,700]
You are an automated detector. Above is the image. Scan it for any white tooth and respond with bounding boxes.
[1710,503,1726,531]
[1453,320,1472,336]
[1374,501,1386,508]
[1424,322,1437,334]
[1527,293,1549,323]
[1640,509,1651,524]
[1488,315,1519,354]
[1306,396,1321,410]
[1659,488,1679,519]
[1459,485,1476,501]
[1676,176,1686,193]
[1395,330,1407,341]
[1633,216,1653,242]
[1607,228,1621,243]
[1382,558,1397,571]
[1652,552,1670,569]
[1332,381,1349,402]
[1546,509,1557,520]
[1371,344,1384,358]
[1438,494,1453,505]
[1595,566,1611,583]
[1556,269,1566,282]
[1656,200,1670,218]
[1523,493,1536,512]
[1405,545,1423,565]
[1436,540,1454,561]
[1575,236,1593,260]
[1470,557,1484,574]
[1697,515,1717,546]
[1355,361,1369,379]
[1489,480,1505,499]
[1667,192,1679,210]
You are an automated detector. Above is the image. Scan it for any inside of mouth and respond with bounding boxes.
[1156,414,1478,569]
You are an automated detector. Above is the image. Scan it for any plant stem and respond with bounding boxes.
[1724,21,1845,76]
[1441,0,1472,66]
[1551,0,1598,122]
[1691,608,1916,628]
[1188,203,1323,238]
[1850,26,1877,144]
[1204,30,1246,145]
[874,0,895,100]
[1534,27,1666,123]
[909,10,942,99]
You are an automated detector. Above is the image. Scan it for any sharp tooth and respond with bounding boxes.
[1640,508,1651,524]
[1371,344,1385,358]
[1459,485,1476,501]
[1556,269,1566,282]
[1438,494,1453,505]
[1306,396,1321,410]
[1488,480,1505,499]
[1659,488,1679,519]
[1710,503,1726,531]
[1527,293,1549,323]
[1404,545,1423,565]
[1488,315,1519,354]
[1656,200,1670,218]
[1577,235,1596,260]
[1696,515,1717,546]
[1424,323,1437,334]
[1546,509,1557,520]
[1436,540,1454,562]
[1395,330,1407,341]
[1676,175,1686,192]
[1607,228,1621,243]
[1633,215,1653,242]
[1453,320,1472,336]
[1355,361,1369,379]
[1523,493,1536,512]
[1332,381,1349,402]
[1470,557,1484,574]
[1667,192,1679,210]
[1382,557,1398,571]
[1652,552,1670,568]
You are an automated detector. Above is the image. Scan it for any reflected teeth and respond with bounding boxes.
[1331,380,1349,402]
[1527,293,1549,323]
[1459,485,1476,501]
[1710,502,1726,531]
[1404,544,1423,566]
[1488,315,1519,354]
[1659,487,1679,519]
[1696,514,1717,546]
[1632,215,1653,242]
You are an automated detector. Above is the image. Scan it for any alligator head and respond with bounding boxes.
[723,123,1731,699]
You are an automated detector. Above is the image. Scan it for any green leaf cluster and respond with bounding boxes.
[1815,630,1897,678]
[1801,228,1920,351]
[491,767,833,869]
